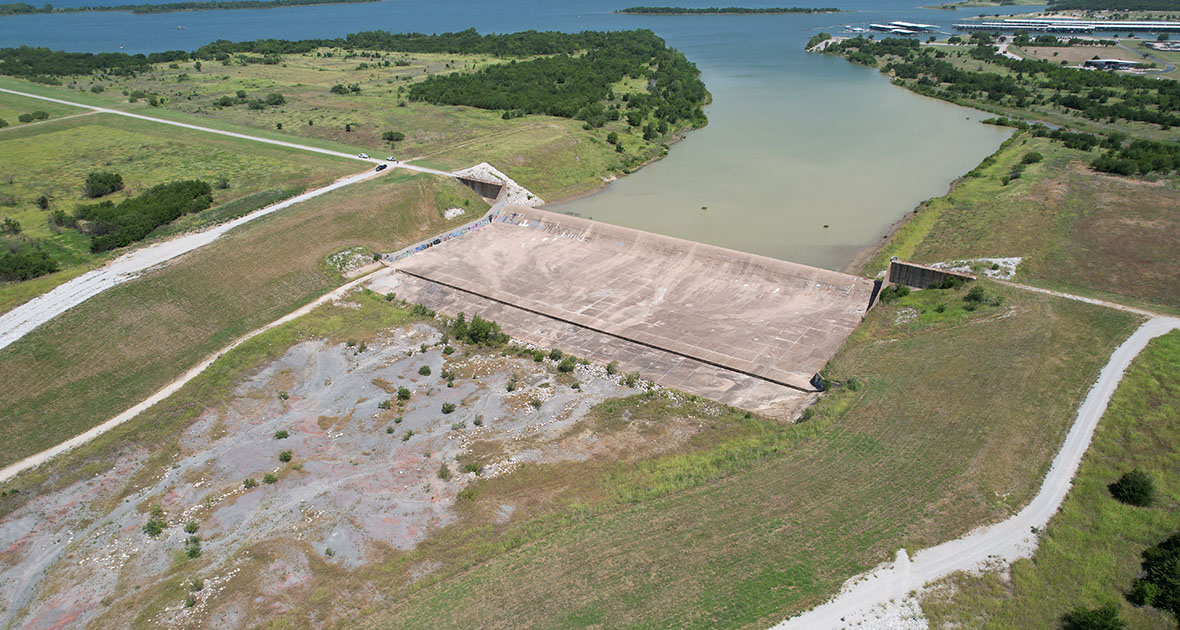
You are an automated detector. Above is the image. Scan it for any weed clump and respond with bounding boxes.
[273,429,289,439]
[263,473,278,484]
[878,284,910,304]
[143,505,167,537]
[243,478,258,489]
[442,402,456,414]
[278,450,293,463]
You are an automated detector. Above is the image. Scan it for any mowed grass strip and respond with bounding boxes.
[245,283,1132,629]
[0,90,85,124]
[921,329,1180,629]
[0,112,359,313]
[0,172,484,469]
[864,133,1180,313]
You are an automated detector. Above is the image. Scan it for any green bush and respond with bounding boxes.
[143,505,167,537]
[462,462,484,475]
[1131,532,1180,619]
[79,180,214,252]
[1109,469,1155,507]
[243,477,258,488]
[1021,151,1044,164]
[82,171,123,198]
[1061,603,1124,630]
[418,365,432,376]
[273,429,289,439]
[549,348,563,360]
[263,473,278,484]
[877,284,910,304]
[558,356,577,372]
[441,402,456,414]
[964,285,1002,307]
[184,520,199,534]
[397,386,411,401]
[438,462,450,479]
[278,450,292,463]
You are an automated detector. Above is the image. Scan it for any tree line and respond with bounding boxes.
[617,6,840,14]
[0,0,377,16]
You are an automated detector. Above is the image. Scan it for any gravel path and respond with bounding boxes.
[774,315,1180,629]
[0,87,455,352]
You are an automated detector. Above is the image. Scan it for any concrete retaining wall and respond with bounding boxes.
[456,176,504,199]
[887,259,975,290]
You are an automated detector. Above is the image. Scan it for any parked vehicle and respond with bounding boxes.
[358,153,369,159]
[375,164,387,171]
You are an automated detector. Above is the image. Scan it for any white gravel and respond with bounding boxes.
[774,315,1180,629]
[452,162,543,206]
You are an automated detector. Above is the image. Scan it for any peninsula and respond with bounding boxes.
[618,5,841,14]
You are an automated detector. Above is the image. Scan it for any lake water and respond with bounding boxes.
[2,0,1041,269]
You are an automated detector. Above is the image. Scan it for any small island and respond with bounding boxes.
[0,0,379,16]
[618,6,842,14]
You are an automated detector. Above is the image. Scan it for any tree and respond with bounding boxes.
[606,131,618,144]
[1061,603,1125,630]
[1131,532,1180,619]
[381,130,405,143]
[35,195,49,210]
[1110,469,1155,507]
[264,92,285,106]
[1,217,21,235]
[1022,151,1044,164]
[83,171,124,198]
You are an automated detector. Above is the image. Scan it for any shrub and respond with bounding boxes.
[1131,532,1180,618]
[184,596,196,607]
[462,462,484,475]
[35,195,49,210]
[623,371,642,387]
[381,130,405,142]
[441,402,456,414]
[386,425,394,434]
[189,578,203,592]
[473,415,484,426]
[1061,603,1125,630]
[418,365,432,376]
[273,430,289,439]
[443,345,455,355]
[548,348,563,360]
[378,399,392,410]
[264,92,285,106]
[558,356,577,373]
[606,360,619,375]
[1110,469,1155,507]
[0,250,58,282]
[278,391,289,400]
[438,463,450,479]
[278,450,292,463]
[79,180,214,252]
[402,430,414,442]
[243,477,258,488]
[184,520,199,534]
[963,285,1002,307]
[397,386,411,401]
[143,505,167,537]
[184,536,201,558]
[83,171,124,198]
[1021,151,1044,164]
[263,473,278,484]
[878,284,910,304]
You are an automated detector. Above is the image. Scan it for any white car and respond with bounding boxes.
[385,156,396,161]
[358,153,369,159]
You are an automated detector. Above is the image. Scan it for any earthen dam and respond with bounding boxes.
[380,205,876,417]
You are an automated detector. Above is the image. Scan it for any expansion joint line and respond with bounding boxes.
[393,268,815,394]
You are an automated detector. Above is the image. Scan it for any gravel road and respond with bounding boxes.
[775,316,1180,629]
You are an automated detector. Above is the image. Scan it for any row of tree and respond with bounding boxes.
[75,180,213,252]
[0,0,377,16]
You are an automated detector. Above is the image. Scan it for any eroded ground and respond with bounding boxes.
[0,319,658,629]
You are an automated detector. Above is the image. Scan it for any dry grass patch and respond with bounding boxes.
[0,173,482,468]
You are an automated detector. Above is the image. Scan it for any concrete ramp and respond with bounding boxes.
[388,205,875,413]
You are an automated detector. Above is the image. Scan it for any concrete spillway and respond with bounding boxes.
[383,205,876,416]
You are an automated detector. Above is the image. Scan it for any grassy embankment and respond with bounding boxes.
[861,134,1180,312]
[0,101,359,314]
[921,330,1180,628]
[4,47,677,200]
[0,273,1136,628]
[0,171,486,471]
[824,39,1180,312]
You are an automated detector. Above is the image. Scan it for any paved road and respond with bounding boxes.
[0,87,457,351]
[777,312,1180,628]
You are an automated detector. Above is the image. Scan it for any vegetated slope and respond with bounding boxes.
[1048,0,1180,9]
[225,284,1133,629]
[0,0,378,15]
[0,29,710,131]
[617,6,841,13]
[0,173,484,469]
[922,330,1180,628]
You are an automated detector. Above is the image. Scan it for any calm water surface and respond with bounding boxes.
[3,0,1042,269]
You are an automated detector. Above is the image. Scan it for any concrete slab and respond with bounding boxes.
[381,206,875,415]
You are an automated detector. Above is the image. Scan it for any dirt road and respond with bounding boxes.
[0,87,458,351]
[774,315,1180,629]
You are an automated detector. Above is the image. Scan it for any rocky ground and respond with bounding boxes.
[0,320,637,629]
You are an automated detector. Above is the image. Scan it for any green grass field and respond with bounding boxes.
[0,46,675,200]
[0,172,483,470]
[91,279,1123,629]
[0,90,83,125]
[0,108,360,314]
[861,133,1180,312]
[922,330,1180,629]
[0,278,1136,629]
